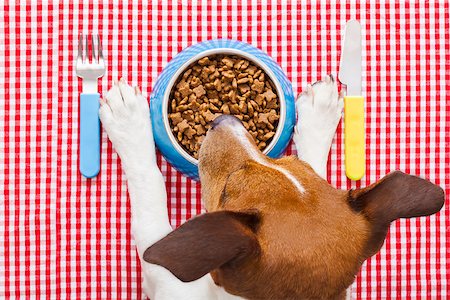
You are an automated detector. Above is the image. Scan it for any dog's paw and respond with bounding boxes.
[99,79,156,169]
[296,74,343,131]
[293,75,343,178]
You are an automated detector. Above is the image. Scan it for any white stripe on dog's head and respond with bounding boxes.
[229,121,305,194]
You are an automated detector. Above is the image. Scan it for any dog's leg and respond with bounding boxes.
[99,80,236,300]
[100,80,172,254]
[100,80,189,299]
[293,75,343,179]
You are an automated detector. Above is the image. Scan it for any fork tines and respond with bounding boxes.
[77,34,104,65]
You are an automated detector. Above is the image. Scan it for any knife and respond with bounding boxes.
[338,20,365,181]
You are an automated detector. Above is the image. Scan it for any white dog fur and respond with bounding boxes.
[99,75,344,299]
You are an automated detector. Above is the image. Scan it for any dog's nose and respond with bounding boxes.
[210,114,241,129]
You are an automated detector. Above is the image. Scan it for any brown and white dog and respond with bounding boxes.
[99,76,444,299]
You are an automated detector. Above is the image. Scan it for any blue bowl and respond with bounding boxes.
[150,39,296,180]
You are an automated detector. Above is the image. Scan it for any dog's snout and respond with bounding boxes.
[210,114,242,129]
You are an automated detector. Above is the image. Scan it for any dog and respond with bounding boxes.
[99,76,444,299]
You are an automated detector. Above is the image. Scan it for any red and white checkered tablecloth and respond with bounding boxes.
[0,1,449,299]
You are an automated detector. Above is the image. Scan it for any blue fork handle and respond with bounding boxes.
[80,93,100,178]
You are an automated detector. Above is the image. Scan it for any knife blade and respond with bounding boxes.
[338,20,365,181]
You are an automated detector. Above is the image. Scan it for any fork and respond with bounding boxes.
[76,34,105,178]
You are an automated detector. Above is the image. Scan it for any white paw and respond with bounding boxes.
[99,79,156,170]
[293,75,343,178]
[295,74,343,134]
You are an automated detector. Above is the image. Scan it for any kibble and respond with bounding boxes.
[168,54,280,159]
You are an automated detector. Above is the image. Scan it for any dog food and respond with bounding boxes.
[168,55,280,159]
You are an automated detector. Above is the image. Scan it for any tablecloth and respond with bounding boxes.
[1,1,449,299]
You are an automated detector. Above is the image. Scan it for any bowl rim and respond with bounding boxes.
[162,48,287,165]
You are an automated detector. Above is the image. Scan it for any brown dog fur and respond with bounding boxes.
[144,116,444,299]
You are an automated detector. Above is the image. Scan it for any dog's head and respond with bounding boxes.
[144,115,444,299]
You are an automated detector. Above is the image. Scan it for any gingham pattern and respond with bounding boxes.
[0,1,448,299]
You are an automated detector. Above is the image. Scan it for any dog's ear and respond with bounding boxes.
[143,210,261,282]
[348,171,444,258]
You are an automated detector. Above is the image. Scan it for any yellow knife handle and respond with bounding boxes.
[344,96,365,180]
